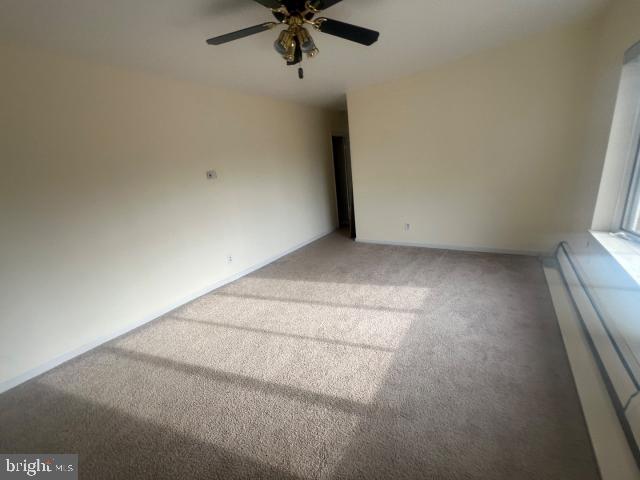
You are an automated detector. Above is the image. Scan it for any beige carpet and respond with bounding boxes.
[0,232,599,479]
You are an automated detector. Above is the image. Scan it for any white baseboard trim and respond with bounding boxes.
[356,238,544,257]
[0,228,336,395]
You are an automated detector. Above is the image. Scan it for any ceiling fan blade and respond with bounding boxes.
[308,0,343,11]
[206,23,276,45]
[252,0,283,8]
[316,18,379,46]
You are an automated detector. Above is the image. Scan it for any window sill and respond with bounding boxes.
[591,231,640,286]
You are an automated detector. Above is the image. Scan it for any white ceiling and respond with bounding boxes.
[0,0,607,109]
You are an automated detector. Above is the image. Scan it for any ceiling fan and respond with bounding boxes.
[206,0,380,79]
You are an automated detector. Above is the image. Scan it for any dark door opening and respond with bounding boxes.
[332,136,356,239]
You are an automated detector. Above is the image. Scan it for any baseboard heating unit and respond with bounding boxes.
[555,241,640,468]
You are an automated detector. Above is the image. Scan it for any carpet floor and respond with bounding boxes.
[0,233,599,479]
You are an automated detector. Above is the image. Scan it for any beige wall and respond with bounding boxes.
[347,18,602,254]
[0,44,337,387]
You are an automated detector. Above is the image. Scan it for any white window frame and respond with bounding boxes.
[621,132,640,240]
[615,41,640,243]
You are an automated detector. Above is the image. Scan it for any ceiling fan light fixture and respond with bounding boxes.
[284,37,298,63]
[274,29,295,57]
[297,27,317,54]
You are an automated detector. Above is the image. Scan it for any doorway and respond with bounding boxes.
[332,135,356,239]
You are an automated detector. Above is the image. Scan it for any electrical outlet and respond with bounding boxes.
[227,255,233,264]
[404,223,411,232]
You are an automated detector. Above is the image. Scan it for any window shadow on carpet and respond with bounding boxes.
[103,346,386,417]
[169,315,397,353]
[0,382,304,480]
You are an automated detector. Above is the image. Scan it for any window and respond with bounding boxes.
[622,135,640,238]
[617,42,640,240]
